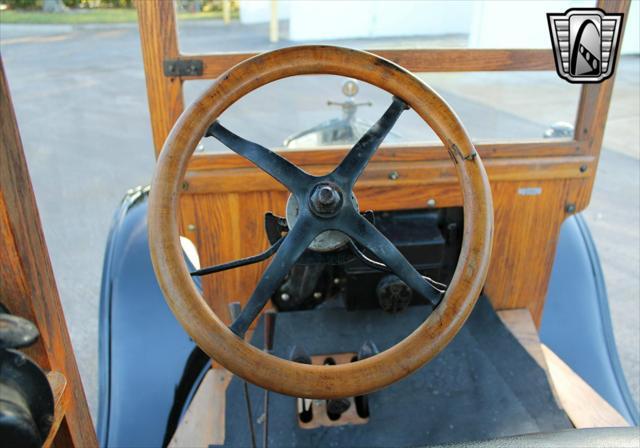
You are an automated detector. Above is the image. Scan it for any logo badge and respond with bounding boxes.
[547,8,623,83]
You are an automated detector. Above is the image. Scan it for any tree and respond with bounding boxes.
[42,0,67,12]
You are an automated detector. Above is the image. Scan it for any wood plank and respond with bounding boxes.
[183,156,594,195]
[498,309,630,428]
[187,139,584,172]
[43,371,68,448]
[542,344,629,428]
[498,309,561,407]
[485,180,571,324]
[575,0,630,155]
[182,49,556,80]
[168,369,231,447]
[136,0,184,155]
[498,309,547,368]
[0,57,97,447]
[184,191,286,321]
[573,0,630,208]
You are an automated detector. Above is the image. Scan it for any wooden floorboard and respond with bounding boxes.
[499,308,629,429]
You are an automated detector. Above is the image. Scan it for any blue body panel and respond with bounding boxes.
[98,189,197,448]
[98,191,637,446]
[540,214,638,424]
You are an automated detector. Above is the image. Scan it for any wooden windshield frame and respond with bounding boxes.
[136,0,628,164]
[135,0,630,326]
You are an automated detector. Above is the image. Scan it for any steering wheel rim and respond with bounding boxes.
[149,45,493,399]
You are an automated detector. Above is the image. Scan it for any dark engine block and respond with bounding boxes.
[271,207,463,313]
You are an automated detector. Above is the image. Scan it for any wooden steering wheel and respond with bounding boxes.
[148,46,493,399]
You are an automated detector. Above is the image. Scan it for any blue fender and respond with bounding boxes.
[97,187,200,447]
[540,214,638,424]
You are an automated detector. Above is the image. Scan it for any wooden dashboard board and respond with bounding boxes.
[178,146,594,327]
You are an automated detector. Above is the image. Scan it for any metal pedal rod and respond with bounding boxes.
[228,302,257,448]
[262,311,277,448]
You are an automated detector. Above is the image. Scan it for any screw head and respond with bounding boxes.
[426,198,436,208]
[388,171,400,180]
[580,164,588,173]
[565,203,576,214]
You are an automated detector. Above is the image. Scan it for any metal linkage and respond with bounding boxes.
[191,236,285,277]
[206,96,445,337]
[348,240,447,301]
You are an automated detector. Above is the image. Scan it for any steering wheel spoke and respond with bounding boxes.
[207,121,312,194]
[230,215,322,337]
[332,96,408,187]
[344,212,443,306]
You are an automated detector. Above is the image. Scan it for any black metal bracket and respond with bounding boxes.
[163,59,203,78]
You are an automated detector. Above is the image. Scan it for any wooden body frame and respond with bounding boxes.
[137,0,629,326]
[0,58,97,447]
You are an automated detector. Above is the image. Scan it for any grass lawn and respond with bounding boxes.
[0,8,235,25]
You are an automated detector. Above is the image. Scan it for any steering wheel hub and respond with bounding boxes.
[285,191,357,253]
[309,182,343,217]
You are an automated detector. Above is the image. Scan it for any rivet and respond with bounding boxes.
[565,203,576,213]
[280,293,290,302]
[187,224,196,231]
[580,164,588,173]
[388,171,399,180]
[426,198,436,208]
[313,292,323,299]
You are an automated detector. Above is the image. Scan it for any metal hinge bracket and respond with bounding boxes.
[163,59,203,78]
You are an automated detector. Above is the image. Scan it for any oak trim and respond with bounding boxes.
[43,371,68,448]
[187,139,584,171]
[182,155,594,194]
[542,345,630,428]
[178,48,556,80]
[136,0,184,155]
[0,57,97,447]
[498,309,629,428]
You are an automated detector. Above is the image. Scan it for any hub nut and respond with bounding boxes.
[309,183,343,216]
